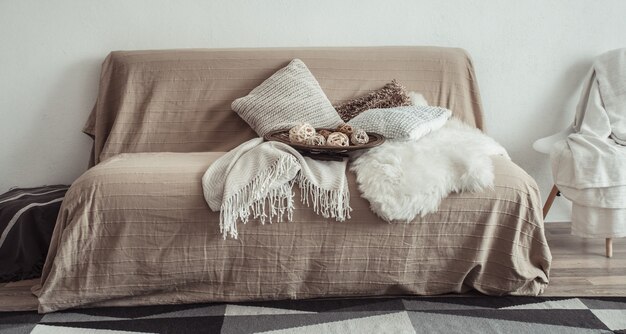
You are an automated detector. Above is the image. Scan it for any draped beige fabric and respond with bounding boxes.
[35,153,550,313]
[84,47,484,165]
[34,47,550,313]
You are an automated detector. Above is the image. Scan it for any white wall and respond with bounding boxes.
[2,0,625,221]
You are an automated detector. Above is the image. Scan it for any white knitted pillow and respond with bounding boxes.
[231,59,343,136]
[348,105,452,140]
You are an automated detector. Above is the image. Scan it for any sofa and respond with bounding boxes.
[33,46,551,313]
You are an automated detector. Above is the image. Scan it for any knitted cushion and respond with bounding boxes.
[231,59,343,136]
[333,80,412,122]
[348,105,452,140]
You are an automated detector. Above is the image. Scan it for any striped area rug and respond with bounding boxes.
[2,296,625,333]
[0,185,69,283]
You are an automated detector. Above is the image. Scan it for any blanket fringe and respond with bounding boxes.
[220,155,296,239]
[219,155,352,239]
[298,174,352,222]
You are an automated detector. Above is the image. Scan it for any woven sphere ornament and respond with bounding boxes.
[305,133,326,146]
[318,129,332,139]
[337,123,354,136]
[289,123,316,144]
[350,128,369,145]
[326,132,350,147]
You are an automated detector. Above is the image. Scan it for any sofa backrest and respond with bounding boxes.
[84,46,484,165]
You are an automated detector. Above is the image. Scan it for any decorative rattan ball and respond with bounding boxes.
[305,133,326,146]
[336,124,354,136]
[289,123,316,144]
[350,128,369,145]
[326,132,350,147]
[318,129,332,138]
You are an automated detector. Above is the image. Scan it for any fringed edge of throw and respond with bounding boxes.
[298,174,352,222]
[220,155,296,239]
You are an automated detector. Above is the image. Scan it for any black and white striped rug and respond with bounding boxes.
[2,296,625,333]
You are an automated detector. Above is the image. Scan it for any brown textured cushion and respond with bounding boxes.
[333,79,412,122]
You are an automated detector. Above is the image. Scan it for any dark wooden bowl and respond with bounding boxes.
[263,128,385,161]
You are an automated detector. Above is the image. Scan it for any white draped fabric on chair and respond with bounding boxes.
[536,48,626,258]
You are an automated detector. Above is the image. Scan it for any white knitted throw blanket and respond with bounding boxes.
[202,138,351,239]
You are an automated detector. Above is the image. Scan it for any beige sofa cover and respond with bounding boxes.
[34,47,551,313]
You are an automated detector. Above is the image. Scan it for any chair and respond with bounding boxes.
[533,128,614,257]
[534,48,626,258]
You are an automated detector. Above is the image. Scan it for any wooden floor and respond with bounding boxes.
[1,222,624,312]
[0,278,38,312]
[542,222,626,296]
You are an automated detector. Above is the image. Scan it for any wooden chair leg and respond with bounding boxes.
[543,185,560,219]
[606,238,613,258]
[543,185,613,258]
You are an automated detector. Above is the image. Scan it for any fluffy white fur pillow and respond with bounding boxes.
[231,59,343,136]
